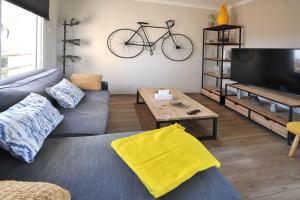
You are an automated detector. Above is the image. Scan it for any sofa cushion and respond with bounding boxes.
[0,132,242,200]
[70,74,102,91]
[0,69,45,85]
[0,69,64,112]
[0,93,64,163]
[50,90,110,137]
[83,90,110,104]
[46,79,85,109]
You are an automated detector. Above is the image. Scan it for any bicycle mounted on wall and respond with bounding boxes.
[107,20,193,61]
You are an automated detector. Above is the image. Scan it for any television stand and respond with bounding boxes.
[225,83,300,145]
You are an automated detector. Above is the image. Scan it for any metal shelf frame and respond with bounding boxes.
[201,24,242,105]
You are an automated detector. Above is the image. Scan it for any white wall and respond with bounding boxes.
[43,0,59,69]
[231,0,300,48]
[49,0,300,94]
[56,0,213,94]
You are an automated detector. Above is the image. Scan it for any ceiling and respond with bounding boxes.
[135,0,254,10]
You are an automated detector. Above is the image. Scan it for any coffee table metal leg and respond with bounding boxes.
[212,118,218,138]
[153,118,218,139]
[136,91,144,104]
[196,118,218,140]
[136,91,140,104]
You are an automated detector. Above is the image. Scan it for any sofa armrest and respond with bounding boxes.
[101,81,109,91]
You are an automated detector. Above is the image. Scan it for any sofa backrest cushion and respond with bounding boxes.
[0,70,46,86]
[0,69,64,112]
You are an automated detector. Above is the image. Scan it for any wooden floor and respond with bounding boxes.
[107,94,300,200]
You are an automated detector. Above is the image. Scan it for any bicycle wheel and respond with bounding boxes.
[162,34,193,61]
[107,29,144,58]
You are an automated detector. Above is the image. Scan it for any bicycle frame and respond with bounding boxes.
[107,20,193,61]
[126,23,177,49]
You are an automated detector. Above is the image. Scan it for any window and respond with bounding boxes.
[0,0,43,80]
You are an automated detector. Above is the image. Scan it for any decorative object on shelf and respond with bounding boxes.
[208,13,216,27]
[223,48,232,60]
[65,39,81,46]
[107,20,193,61]
[217,4,229,25]
[69,18,81,26]
[223,63,231,74]
[237,90,242,100]
[214,65,221,75]
[205,39,214,43]
[218,31,230,43]
[249,95,260,105]
[64,55,81,63]
[62,18,82,75]
[270,103,278,113]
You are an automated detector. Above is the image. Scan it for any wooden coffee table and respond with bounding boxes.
[136,88,219,140]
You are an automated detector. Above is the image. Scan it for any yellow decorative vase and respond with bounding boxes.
[217,4,229,25]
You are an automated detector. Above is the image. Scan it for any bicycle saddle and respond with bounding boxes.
[137,22,149,25]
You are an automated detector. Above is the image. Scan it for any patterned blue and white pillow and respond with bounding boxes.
[46,78,85,108]
[0,93,64,163]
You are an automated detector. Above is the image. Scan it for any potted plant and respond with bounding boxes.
[208,13,216,27]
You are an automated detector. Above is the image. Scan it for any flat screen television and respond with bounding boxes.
[231,48,300,95]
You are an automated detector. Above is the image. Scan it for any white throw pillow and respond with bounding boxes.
[46,78,85,108]
[0,93,64,163]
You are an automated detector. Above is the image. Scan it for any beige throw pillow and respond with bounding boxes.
[0,181,71,200]
[70,73,102,91]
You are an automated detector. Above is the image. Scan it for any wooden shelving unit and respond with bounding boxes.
[204,57,231,62]
[204,24,242,31]
[203,71,230,79]
[201,24,242,104]
[225,83,300,144]
[204,42,241,46]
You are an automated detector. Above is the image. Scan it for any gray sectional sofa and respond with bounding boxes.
[0,68,110,137]
[0,69,242,200]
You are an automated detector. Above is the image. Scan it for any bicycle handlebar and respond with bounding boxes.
[166,20,175,28]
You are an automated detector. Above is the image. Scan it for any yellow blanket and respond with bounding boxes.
[111,124,220,198]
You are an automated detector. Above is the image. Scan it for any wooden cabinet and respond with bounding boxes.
[269,121,288,138]
[225,99,249,117]
[250,112,288,138]
[225,83,300,144]
[250,112,272,129]
[201,88,220,103]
